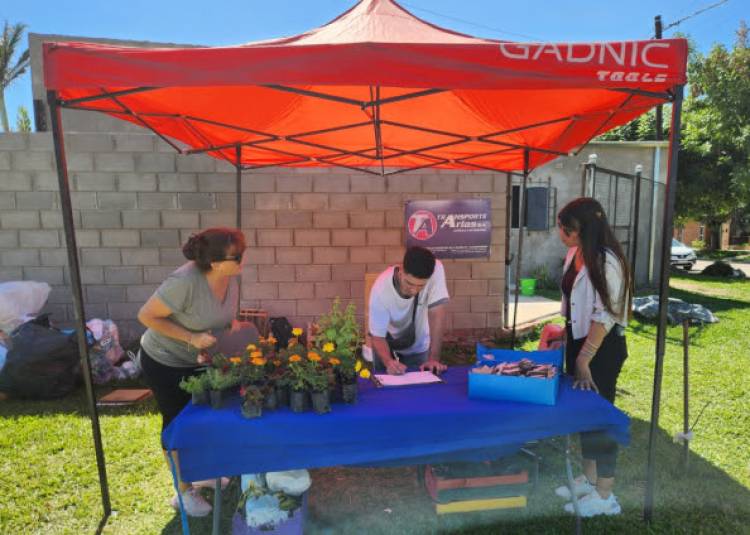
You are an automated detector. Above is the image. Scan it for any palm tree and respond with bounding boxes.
[0,21,30,133]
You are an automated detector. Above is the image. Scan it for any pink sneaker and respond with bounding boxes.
[170,487,212,517]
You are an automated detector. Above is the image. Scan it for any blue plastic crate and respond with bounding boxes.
[468,343,564,406]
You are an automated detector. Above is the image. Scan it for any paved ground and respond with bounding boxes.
[507,293,561,325]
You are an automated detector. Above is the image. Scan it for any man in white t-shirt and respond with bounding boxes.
[368,247,450,375]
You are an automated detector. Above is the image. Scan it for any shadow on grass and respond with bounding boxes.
[0,380,160,418]
[155,419,749,535]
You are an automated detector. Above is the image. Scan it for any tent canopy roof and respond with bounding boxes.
[43,0,687,173]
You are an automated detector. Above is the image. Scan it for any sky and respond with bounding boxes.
[3,0,747,129]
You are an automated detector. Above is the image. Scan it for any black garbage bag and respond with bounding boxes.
[702,261,746,278]
[0,315,82,399]
[632,296,718,325]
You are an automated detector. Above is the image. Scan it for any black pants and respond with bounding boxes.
[566,325,627,479]
[139,348,200,449]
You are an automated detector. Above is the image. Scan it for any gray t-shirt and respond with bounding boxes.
[140,262,239,368]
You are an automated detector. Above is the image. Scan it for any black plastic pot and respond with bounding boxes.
[209,388,229,409]
[290,389,310,413]
[241,403,262,419]
[275,385,290,408]
[311,390,331,414]
[264,388,278,411]
[341,382,358,405]
[192,390,209,405]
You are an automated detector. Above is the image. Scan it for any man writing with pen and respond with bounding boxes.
[368,246,450,375]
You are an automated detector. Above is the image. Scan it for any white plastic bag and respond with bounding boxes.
[0,282,52,333]
[265,470,311,496]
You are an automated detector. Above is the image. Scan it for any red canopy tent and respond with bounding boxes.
[42,0,687,529]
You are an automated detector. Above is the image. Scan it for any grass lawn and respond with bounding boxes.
[1,272,749,534]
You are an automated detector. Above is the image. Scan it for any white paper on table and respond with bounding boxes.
[373,371,443,387]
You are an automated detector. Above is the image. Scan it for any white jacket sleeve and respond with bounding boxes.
[590,253,626,333]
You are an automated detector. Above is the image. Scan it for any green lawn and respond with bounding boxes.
[1,273,748,534]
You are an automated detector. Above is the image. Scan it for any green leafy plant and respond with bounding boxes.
[178,373,207,394]
[315,298,362,380]
[205,366,241,391]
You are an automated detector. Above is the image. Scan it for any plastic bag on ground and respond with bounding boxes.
[0,281,51,333]
[265,470,311,497]
[632,295,718,325]
[0,315,81,399]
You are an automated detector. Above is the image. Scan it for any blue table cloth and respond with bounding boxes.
[163,367,629,482]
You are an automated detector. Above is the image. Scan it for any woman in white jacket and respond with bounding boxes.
[554,197,632,517]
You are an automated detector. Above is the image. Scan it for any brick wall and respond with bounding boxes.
[0,132,506,342]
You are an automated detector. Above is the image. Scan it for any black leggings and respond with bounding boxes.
[139,348,200,448]
[566,326,627,479]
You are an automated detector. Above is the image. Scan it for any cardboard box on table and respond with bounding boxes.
[468,344,563,406]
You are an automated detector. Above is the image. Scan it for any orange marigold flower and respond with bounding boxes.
[267,336,277,344]
[229,357,242,364]
[307,352,322,362]
[272,359,282,366]
[329,357,341,366]
[251,357,266,366]
[289,354,302,362]
[251,351,263,359]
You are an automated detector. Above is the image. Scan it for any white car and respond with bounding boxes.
[671,239,697,270]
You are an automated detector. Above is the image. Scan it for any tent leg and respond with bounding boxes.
[235,144,242,230]
[682,319,690,471]
[510,150,529,348]
[503,173,512,329]
[564,435,582,535]
[47,90,112,518]
[643,84,684,523]
[631,167,643,283]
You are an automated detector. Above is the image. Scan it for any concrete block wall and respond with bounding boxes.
[1,132,506,342]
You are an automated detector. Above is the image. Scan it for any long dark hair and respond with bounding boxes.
[558,198,632,316]
[182,228,246,272]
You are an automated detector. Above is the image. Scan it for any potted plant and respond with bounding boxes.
[315,298,362,404]
[239,384,264,419]
[179,373,209,405]
[205,366,241,409]
[307,350,331,414]
[270,358,291,408]
[287,353,310,413]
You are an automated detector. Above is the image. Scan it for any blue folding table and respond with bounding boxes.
[164,366,629,534]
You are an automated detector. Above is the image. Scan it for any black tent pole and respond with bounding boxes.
[235,144,242,230]
[503,172,512,329]
[631,165,643,282]
[643,84,684,523]
[47,90,112,518]
[510,149,530,348]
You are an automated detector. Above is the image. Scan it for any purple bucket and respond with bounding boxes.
[231,494,307,535]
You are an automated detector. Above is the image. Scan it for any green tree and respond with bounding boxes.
[0,21,30,133]
[15,105,30,132]
[676,21,750,248]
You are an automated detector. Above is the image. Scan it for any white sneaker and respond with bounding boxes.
[564,490,622,517]
[192,477,230,490]
[170,487,212,517]
[555,475,595,500]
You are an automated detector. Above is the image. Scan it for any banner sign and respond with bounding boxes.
[405,199,491,259]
